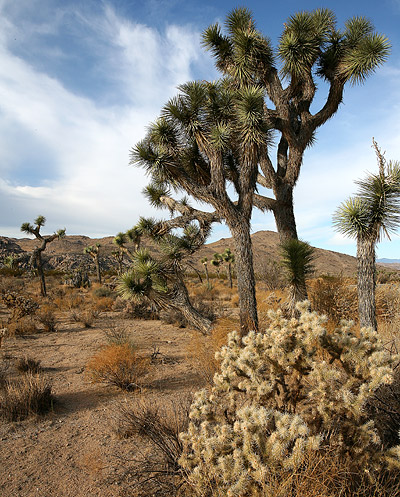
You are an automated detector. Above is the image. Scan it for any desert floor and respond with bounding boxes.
[0,301,210,497]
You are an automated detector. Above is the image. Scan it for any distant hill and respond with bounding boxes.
[1,230,397,277]
[0,230,369,277]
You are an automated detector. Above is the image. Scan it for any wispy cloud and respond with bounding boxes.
[0,1,215,237]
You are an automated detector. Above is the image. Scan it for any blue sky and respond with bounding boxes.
[1,0,400,259]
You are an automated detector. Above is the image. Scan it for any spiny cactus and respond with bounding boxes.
[179,302,400,496]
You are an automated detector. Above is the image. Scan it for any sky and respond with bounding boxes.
[1,0,400,259]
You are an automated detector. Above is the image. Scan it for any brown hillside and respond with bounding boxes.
[1,231,395,277]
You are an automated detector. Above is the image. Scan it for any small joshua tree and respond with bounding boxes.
[20,216,65,297]
[118,218,213,334]
[200,257,210,288]
[211,253,223,279]
[179,303,400,496]
[84,243,102,285]
[280,239,315,316]
[222,248,235,289]
[333,141,400,330]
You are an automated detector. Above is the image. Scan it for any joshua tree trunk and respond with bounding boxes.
[273,183,298,242]
[204,265,210,288]
[227,263,233,289]
[229,218,258,335]
[357,237,377,330]
[35,251,47,297]
[94,255,102,285]
[169,280,212,334]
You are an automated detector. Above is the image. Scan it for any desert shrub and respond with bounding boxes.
[117,299,159,320]
[7,316,39,336]
[188,317,237,385]
[92,286,116,299]
[56,292,85,310]
[16,356,42,374]
[0,373,53,421]
[70,309,99,328]
[308,275,357,325]
[255,259,286,290]
[103,325,133,346]
[376,284,400,323]
[86,343,149,391]
[36,306,58,332]
[0,291,39,322]
[92,296,114,312]
[179,302,400,497]
[113,397,191,495]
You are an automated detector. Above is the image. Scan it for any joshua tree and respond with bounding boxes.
[132,8,389,335]
[333,141,400,330]
[118,219,213,334]
[211,253,223,279]
[280,239,315,316]
[200,257,210,288]
[221,248,235,288]
[203,8,390,242]
[133,81,268,334]
[20,215,66,297]
[84,243,102,285]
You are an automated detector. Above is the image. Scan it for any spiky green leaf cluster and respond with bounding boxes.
[333,155,400,242]
[180,303,400,495]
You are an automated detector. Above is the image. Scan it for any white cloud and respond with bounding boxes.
[0,2,215,237]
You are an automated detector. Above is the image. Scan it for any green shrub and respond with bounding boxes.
[179,302,400,496]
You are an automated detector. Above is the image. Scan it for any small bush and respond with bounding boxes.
[86,343,149,391]
[188,317,237,385]
[36,306,58,332]
[70,309,99,328]
[308,275,357,325]
[121,300,159,320]
[113,397,191,495]
[8,316,39,336]
[92,286,115,299]
[103,326,132,346]
[92,296,114,312]
[0,373,53,421]
[16,356,42,374]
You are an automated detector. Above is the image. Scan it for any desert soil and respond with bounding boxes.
[0,310,205,497]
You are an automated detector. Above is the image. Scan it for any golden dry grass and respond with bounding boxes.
[86,343,149,391]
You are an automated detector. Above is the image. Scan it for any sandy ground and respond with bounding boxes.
[0,310,205,497]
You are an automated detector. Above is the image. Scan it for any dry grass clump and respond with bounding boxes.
[308,275,357,325]
[113,397,191,496]
[54,291,85,311]
[86,343,149,391]
[70,308,100,328]
[7,315,39,336]
[0,373,53,421]
[36,305,58,332]
[16,356,42,374]
[188,317,237,384]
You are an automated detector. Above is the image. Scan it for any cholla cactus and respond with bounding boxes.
[180,302,400,496]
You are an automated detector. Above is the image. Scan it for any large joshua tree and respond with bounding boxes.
[333,141,400,330]
[133,81,269,334]
[132,8,389,335]
[203,8,390,241]
[21,215,66,297]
